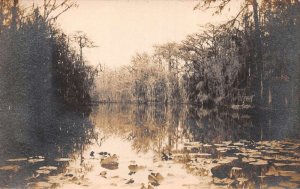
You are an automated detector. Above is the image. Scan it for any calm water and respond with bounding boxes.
[0,104,299,189]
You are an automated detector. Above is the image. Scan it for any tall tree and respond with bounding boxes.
[195,0,264,104]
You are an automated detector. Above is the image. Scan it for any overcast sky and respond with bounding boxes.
[38,0,239,68]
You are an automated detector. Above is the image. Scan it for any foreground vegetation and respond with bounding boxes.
[0,0,97,159]
[0,0,97,129]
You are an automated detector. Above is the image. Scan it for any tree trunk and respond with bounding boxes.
[0,0,3,33]
[252,0,264,106]
[11,0,18,30]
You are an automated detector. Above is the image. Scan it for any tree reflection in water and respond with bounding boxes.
[0,104,299,188]
[0,107,95,188]
[94,104,299,153]
[92,104,299,188]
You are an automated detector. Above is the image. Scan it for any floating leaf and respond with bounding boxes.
[249,160,268,166]
[0,165,20,172]
[55,158,72,162]
[6,158,27,162]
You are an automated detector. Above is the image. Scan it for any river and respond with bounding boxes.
[0,104,299,188]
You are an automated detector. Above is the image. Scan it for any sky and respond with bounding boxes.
[25,0,241,68]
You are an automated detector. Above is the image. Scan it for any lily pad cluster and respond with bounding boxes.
[172,139,300,188]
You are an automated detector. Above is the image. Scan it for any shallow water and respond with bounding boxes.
[0,104,299,188]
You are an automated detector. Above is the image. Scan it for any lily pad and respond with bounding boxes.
[6,158,27,162]
[36,169,51,174]
[101,154,119,170]
[265,166,279,176]
[222,141,233,146]
[27,181,53,189]
[0,165,20,172]
[213,177,235,186]
[148,172,164,185]
[28,158,45,163]
[249,160,268,166]
[278,170,299,177]
[125,178,134,184]
[242,157,257,163]
[279,181,299,188]
[39,166,57,170]
[100,171,107,177]
[233,142,244,146]
[55,158,72,162]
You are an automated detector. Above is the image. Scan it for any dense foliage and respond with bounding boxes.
[96,0,300,113]
[52,32,96,108]
[0,0,96,132]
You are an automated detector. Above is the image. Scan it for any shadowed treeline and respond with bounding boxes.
[0,1,97,187]
[0,0,96,137]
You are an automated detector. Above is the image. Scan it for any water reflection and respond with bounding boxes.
[95,104,299,151]
[91,104,299,188]
[0,108,95,188]
[0,104,299,188]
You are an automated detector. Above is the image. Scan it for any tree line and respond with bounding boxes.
[0,0,96,140]
[96,0,300,112]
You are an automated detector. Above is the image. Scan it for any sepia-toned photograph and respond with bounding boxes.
[0,0,299,188]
